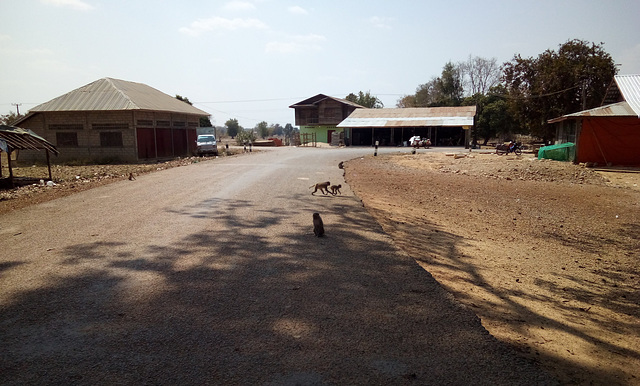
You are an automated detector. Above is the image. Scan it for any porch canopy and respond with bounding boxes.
[337,106,476,146]
[0,125,59,187]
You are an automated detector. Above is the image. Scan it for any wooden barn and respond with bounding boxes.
[337,106,476,147]
[550,74,640,166]
[289,94,364,144]
[14,78,210,162]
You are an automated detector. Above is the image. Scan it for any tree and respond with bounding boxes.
[235,128,256,145]
[256,121,269,139]
[459,56,501,96]
[464,85,514,144]
[502,39,617,141]
[225,118,241,138]
[0,111,23,126]
[436,61,464,106]
[345,91,384,108]
[283,123,298,145]
[270,123,283,136]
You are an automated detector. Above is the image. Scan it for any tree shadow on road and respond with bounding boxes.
[0,196,555,385]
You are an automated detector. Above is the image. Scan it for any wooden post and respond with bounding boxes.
[6,147,14,188]
[46,150,52,181]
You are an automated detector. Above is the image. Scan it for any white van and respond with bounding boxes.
[195,134,218,156]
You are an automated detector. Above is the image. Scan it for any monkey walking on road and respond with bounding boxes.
[128,173,136,181]
[313,213,325,237]
[329,184,342,195]
[309,181,330,195]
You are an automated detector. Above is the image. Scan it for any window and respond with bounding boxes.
[173,121,186,127]
[156,120,170,127]
[100,132,123,147]
[136,120,153,126]
[92,123,128,130]
[56,132,78,147]
[49,124,83,130]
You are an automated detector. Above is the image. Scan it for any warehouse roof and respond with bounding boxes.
[25,78,209,116]
[337,106,476,128]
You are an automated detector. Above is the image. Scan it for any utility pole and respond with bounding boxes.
[11,103,22,115]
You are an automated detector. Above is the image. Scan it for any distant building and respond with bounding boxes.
[15,78,210,162]
[289,94,364,144]
[337,106,476,147]
[550,74,640,165]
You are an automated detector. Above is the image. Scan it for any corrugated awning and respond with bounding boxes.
[337,106,476,128]
[0,125,59,154]
[548,101,637,123]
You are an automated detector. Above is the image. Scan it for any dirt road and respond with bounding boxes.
[345,151,640,385]
[0,147,554,385]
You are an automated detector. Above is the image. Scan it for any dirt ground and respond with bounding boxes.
[345,151,640,385]
[2,150,639,384]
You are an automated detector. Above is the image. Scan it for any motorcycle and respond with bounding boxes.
[410,136,431,149]
[496,141,522,156]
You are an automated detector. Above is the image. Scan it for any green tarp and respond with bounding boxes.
[538,142,576,162]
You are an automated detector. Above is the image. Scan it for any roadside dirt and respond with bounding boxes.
[0,156,220,215]
[2,149,638,384]
[345,151,640,385]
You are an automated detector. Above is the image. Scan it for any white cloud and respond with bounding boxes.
[224,1,256,12]
[369,16,394,29]
[41,0,94,11]
[288,6,308,15]
[179,17,268,37]
[266,34,326,54]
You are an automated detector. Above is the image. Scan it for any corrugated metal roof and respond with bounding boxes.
[289,94,365,109]
[337,106,476,128]
[548,101,636,123]
[614,74,640,117]
[28,78,209,116]
[0,125,59,154]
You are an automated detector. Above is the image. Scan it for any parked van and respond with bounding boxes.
[195,134,218,156]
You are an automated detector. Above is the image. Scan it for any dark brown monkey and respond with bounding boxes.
[309,181,330,195]
[128,173,136,181]
[329,184,342,195]
[338,161,344,169]
[313,213,324,237]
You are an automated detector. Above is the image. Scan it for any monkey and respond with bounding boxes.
[329,184,342,195]
[128,172,136,181]
[338,161,344,169]
[313,212,324,237]
[309,181,330,195]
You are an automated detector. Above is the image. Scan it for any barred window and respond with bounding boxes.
[173,121,186,127]
[49,124,83,130]
[56,132,78,147]
[137,120,153,126]
[100,132,123,147]
[156,120,170,126]
[92,123,129,130]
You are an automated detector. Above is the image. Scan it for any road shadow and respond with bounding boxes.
[0,197,555,385]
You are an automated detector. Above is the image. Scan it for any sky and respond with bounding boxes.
[1,0,639,129]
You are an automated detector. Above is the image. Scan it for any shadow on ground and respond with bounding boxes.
[0,195,555,385]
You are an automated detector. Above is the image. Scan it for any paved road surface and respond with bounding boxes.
[0,147,555,385]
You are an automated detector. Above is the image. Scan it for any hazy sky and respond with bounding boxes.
[1,0,639,128]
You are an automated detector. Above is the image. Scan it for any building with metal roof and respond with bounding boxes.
[289,94,364,145]
[337,106,476,147]
[15,78,210,162]
[549,74,640,165]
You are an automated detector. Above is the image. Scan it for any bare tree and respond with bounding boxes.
[459,56,501,96]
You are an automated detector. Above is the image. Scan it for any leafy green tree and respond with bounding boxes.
[283,123,298,145]
[1,111,23,126]
[225,118,241,138]
[436,62,463,106]
[256,121,269,138]
[345,91,384,108]
[271,123,283,136]
[464,85,514,144]
[502,39,617,141]
[235,128,256,145]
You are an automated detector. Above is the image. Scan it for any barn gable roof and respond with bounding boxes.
[289,94,364,109]
[602,74,640,117]
[337,106,476,128]
[27,78,209,116]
